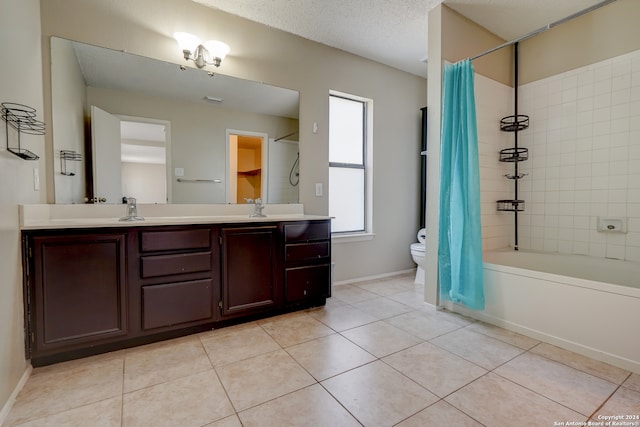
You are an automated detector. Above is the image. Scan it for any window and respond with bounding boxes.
[329,92,372,236]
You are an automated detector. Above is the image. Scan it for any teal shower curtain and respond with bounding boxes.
[438,59,484,310]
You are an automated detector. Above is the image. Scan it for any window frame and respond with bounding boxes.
[328,90,374,240]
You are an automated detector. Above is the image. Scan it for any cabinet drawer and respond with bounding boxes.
[140,252,211,278]
[284,264,330,303]
[285,242,329,262]
[140,228,210,252]
[283,221,330,243]
[142,279,213,330]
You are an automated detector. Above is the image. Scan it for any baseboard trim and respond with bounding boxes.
[334,268,416,286]
[0,364,32,425]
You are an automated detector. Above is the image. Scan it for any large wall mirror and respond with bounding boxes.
[50,37,300,205]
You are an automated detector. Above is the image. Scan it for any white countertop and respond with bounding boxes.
[20,204,330,230]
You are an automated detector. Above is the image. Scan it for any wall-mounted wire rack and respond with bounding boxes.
[1,102,44,160]
[60,150,82,176]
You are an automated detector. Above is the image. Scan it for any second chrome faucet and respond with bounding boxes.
[250,198,267,218]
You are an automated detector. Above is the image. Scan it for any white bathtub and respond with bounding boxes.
[448,249,640,373]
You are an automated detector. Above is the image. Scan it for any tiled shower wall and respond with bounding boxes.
[475,73,514,251]
[509,50,640,262]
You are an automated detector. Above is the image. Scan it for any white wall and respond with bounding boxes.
[517,49,640,262]
[121,162,166,204]
[40,0,427,282]
[0,0,45,417]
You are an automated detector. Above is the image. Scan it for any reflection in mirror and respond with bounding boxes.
[50,37,300,204]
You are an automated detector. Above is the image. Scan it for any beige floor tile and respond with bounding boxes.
[321,296,348,308]
[238,384,360,427]
[385,310,462,341]
[446,373,585,426]
[431,327,524,369]
[321,360,438,427]
[465,321,540,350]
[307,303,378,331]
[387,290,428,309]
[286,334,375,380]
[396,400,483,427]
[200,324,280,367]
[122,370,233,427]
[26,350,125,377]
[592,386,640,419]
[203,415,243,427]
[354,280,412,296]
[623,373,640,392]
[258,313,334,347]
[531,342,631,384]
[420,307,475,327]
[383,342,487,397]
[494,352,619,417]
[331,284,379,303]
[123,336,212,392]
[11,396,122,427]
[216,349,315,411]
[5,357,123,426]
[341,320,422,358]
[352,296,413,319]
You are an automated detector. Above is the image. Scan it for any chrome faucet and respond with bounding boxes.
[250,198,267,218]
[119,197,145,221]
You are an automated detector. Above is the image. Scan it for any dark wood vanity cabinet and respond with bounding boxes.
[24,231,128,360]
[282,221,332,305]
[220,226,279,319]
[132,227,219,333]
[23,218,330,365]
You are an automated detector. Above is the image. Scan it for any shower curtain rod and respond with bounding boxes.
[469,0,617,61]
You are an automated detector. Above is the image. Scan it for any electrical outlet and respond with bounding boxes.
[315,183,323,197]
[174,167,185,177]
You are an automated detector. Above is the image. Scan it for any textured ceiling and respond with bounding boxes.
[193,0,614,77]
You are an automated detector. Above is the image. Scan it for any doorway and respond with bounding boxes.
[90,107,170,204]
[227,130,268,204]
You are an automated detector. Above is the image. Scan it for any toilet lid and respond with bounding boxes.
[417,228,426,244]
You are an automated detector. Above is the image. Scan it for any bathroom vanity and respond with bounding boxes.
[20,205,331,366]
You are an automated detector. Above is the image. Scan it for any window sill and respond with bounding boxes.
[331,232,375,243]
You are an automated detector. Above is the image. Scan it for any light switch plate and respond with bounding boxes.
[174,167,185,177]
[315,183,323,197]
[33,167,40,191]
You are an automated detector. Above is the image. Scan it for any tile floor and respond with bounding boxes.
[4,273,640,426]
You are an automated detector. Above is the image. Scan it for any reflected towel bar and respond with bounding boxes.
[176,178,222,183]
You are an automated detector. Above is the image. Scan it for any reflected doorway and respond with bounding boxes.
[120,118,169,204]
[227,130,268,204]
[89,107,170,204]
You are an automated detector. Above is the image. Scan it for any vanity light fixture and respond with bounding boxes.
[173,32,230,68]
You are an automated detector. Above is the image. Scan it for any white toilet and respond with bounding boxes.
[410,228,426,285]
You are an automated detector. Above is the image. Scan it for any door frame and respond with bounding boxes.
[225,129,269,203]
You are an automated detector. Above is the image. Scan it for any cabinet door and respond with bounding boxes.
[221,226,279,317]
[30,233,128,355]
[284,264,331,303]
